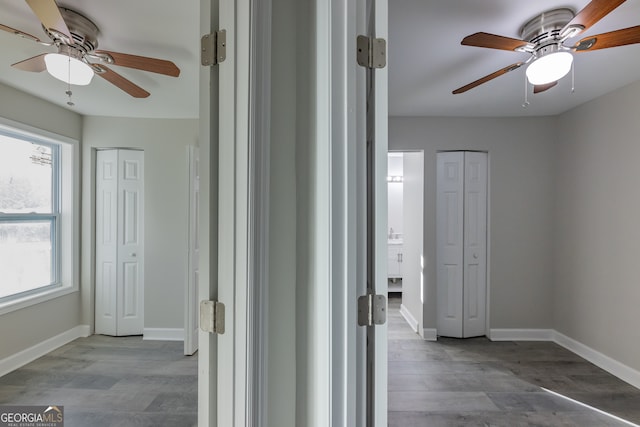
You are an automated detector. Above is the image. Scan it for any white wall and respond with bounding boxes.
[81,116,198,332]
[389,117,557,331]
[400,152,424,334]
[555,80,640,372]
[0,83,83,360]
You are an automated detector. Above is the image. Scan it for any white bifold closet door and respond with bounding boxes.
[436,151,487,338]
[95,149,145,336]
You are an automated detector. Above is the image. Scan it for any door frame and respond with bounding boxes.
[197,0,219,425]
[313,0,388,425]
[198,0,388,424]
[198,0,253,425]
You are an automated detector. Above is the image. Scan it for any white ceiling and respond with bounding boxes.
[0,1,200,119]
[1,1,639,119]
[389,0,640,117]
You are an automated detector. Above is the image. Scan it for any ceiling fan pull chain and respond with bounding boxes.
[571,61,575,94]
[65,53,75,107]
[522,74,530,108]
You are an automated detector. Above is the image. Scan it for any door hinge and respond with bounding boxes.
[358,293,387,326]
[200,300,225,334]
[356,35,386,69]
[201,30,227,66]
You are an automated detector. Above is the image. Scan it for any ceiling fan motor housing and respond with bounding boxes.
[520,8,575,53]
[43,7,100,54]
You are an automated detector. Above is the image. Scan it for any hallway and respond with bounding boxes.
[388,295,640,426]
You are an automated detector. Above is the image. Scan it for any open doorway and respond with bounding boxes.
[387,151,424,337]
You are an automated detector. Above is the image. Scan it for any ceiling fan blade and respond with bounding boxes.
[562,0,626,36]
[452,62,524,94]
[0,23,43,43]
[25,0,72,41]
[461,32,530,51]
[11,54,47,72]
[96,65,150,98]
[533,81,558,94]
[95,50,180,77]
[573,25,640,51]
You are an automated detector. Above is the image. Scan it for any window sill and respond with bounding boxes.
[0,286,78,316]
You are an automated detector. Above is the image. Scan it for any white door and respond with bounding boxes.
[185,146,200,356]
[436,152,465,337]
[95,150,118,336]
[436,151,487,338]
[95,149,144,336]
[463,152,488,337]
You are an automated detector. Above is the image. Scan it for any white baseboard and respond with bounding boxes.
[422,328,437,341]
[0,324,90,377]
[553,331,640,390]
[399,304,419,333]
[143,328,184,341]
[489,328,553,341]
[487,328,640,390]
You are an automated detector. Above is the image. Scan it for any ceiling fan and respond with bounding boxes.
[0,0,180,99]
[453,0,640,95]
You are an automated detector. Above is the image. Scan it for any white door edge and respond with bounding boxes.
[185,145,200,356]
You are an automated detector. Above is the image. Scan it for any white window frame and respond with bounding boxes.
[0,117,79,315]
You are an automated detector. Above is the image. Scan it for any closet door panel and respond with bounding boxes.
[437,152,464,338]
[463,152,487,338]
[95,150,119,336]
[116,150,144,335]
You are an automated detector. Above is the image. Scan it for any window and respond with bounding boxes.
[0,120,78,312]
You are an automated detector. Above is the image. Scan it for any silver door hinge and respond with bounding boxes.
[358,293,387,326]
[200,300,225,334]
[356,35,386,69]
[201,30,227,66]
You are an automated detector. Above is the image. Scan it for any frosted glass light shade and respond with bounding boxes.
[526,51,573,85]
[44,53,94,85]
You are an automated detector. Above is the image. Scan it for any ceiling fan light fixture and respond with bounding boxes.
[44,52,94,86]
[525,51,573,85]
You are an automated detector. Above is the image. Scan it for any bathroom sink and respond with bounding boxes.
[388,238,403,245]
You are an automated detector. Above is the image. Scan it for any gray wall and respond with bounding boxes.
[81,116,198,332]
[269,0,298,423]
[0,83,83,360]
[389,117,557,331]
[555,80,640,372]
